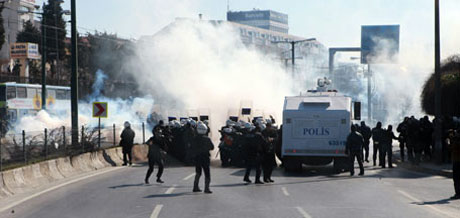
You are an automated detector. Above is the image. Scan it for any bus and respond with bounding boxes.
[0,82,71,134]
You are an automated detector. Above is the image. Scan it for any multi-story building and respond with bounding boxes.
[0,0,37,71]
[227,9,289,34]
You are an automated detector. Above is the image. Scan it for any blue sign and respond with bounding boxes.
[361,25,400,64]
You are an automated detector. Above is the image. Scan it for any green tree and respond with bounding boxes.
[0,4,6,51]
[42,0,67,62]
[421,55,460,116]
[16,21,41,44]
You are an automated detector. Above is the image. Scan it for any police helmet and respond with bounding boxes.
[197,122,208,135]
[124,121,131,128]
[190,119,197,127]
[223,127,232,133]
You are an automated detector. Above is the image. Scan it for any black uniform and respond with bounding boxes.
[381,127,398,168]
[145,135,166,184]
[120,127,135,166]
[372,124,385,166]
[397,119,408,162]
[192,134,214,193]
[346,128,365,176]
[359,123,372,162]
[262,126,277,183]
[243,130,266,184]
[407,118,421,164]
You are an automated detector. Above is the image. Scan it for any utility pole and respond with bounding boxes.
[54,1,60,84]
[367,65,372,122]
[434,0,442,163]
[41,2,47,110]
[71,0,79,146]
[272,38,315,76]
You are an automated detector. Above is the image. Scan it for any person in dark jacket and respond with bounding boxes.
[243,123,266,184]
[372,122,385,166]
[192,122,215,193]
[346,125,364,176]
[120,121,135,166]
[397,117,409,162]
[145,128,167,184]
[381,125,398,168]
[448,129,460,199]
[359,121,372,163]
[261,123,277,183]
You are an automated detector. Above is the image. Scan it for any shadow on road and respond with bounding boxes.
[413,197,457,205]
[108,183,146,189]
[144,192,198,198]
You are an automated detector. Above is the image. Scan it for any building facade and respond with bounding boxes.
[0,0,37,70]
[227,9,289,34]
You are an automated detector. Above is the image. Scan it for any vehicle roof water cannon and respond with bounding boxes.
[317,77,332,92]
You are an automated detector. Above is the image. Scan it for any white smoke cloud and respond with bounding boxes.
[131,19,296,139]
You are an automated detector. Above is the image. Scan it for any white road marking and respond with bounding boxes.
[182,173,195,181]
[150,204,163,218]
[296,206,312,218]
[398,190,458,218]
[0,167,123,213]
[281,187,290,196]
[165,184,177,194]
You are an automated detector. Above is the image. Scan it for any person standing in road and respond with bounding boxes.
[192,122,215,193]
[243,123,266,184]
[262,123,277,183]
[372,122,385,166]
[397,117,409,162]
[120,121,135,166]
[346,125,365,176]
[359,121,372,163]
[145,128,167,184]
[448,129,460,200]
[381,125,398,168]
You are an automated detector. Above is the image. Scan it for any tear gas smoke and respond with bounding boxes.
[12,70,155,144]
[131,19,296,140]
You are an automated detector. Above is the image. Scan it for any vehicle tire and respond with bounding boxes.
[333,157,349,173]
[284,158,302,172]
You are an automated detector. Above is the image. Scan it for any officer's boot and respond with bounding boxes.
[204,177,212,194]
[193,174,201,192]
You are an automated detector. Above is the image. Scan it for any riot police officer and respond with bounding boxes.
[192,122,215,193]
[243,123,265,184]
[359,121,372,163]
[262,123,277,183]
[145,128,167,184]
[120,121,135,166]
[346,125,364,176]
[372,122,385,166]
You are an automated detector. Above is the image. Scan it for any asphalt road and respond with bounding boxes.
[1,159,459,218]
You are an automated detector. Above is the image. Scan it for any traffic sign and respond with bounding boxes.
[92,102,108,118]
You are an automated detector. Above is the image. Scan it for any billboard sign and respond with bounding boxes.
[10,43,40,59]
[361,25,400,64]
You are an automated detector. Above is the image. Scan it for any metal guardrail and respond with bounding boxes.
[0,122,149,171]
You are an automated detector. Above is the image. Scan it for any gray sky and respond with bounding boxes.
[36,0,460,58]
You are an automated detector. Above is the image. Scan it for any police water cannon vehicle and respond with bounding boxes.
[279,77,361,172]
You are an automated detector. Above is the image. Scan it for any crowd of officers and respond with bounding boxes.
[120,119,215,194]
[119,114,460,199]
[219,117,280,184]
[348,116,460,199]
[347,116,437,175]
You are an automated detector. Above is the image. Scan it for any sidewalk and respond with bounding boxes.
[393,149,453,178]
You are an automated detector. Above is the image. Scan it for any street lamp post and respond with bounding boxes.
[434,0,442,163]
[41,3,47,110]
[70,0,79,146]
[272,38,316,76]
